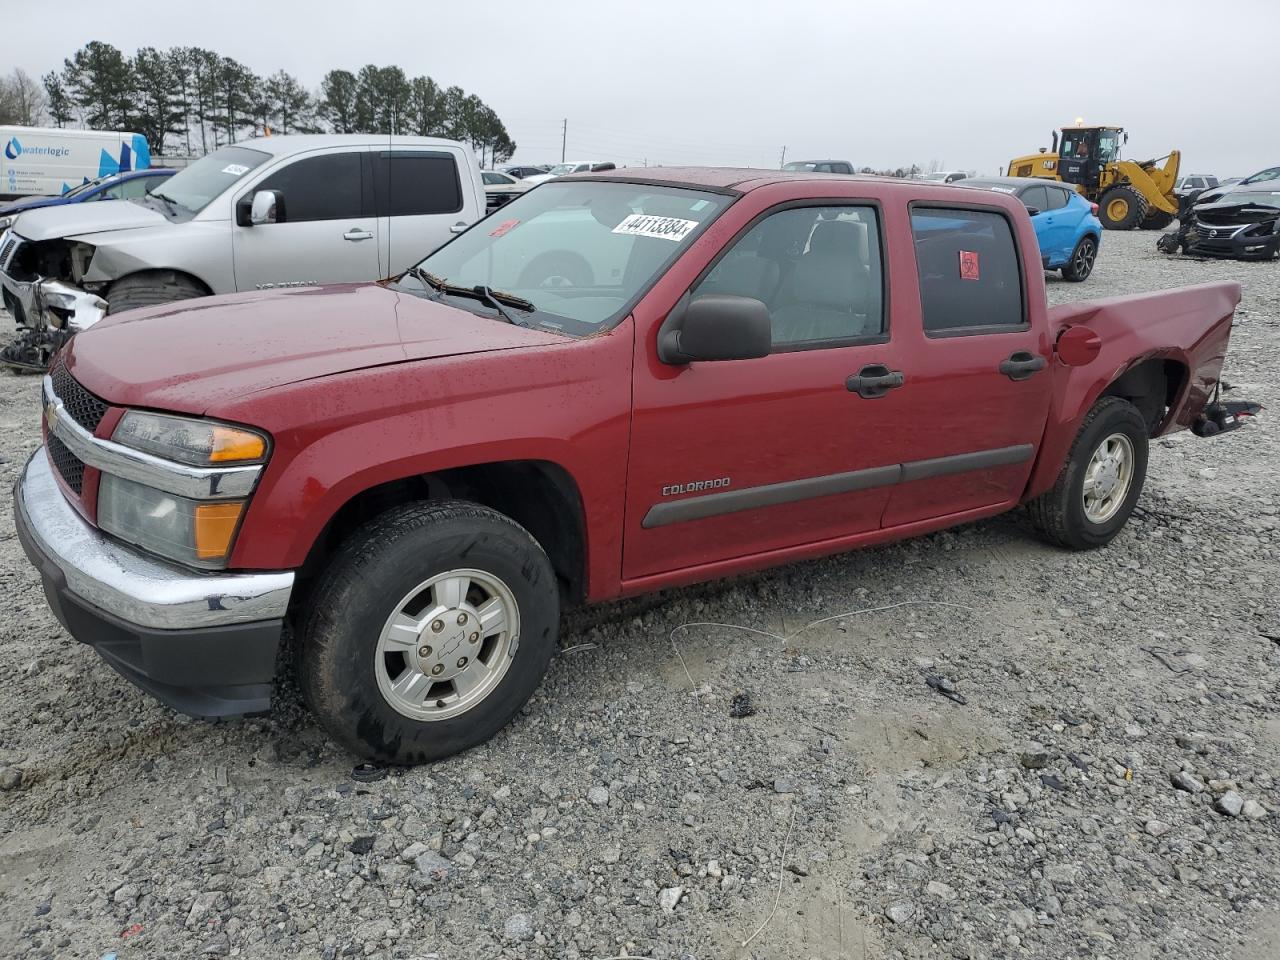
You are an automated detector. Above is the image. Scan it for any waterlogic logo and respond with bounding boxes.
[3,138,70,160]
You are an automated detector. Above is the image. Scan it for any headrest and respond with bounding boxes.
[810,219,867,260]
[788,257,860,309]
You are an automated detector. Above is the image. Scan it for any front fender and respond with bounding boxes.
[81,221,231,294]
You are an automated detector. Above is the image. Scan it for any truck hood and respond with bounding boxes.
[64,283,568,415]
[13,198,168,242]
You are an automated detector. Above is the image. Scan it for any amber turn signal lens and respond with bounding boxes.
[210,426,266,463]
[194,502,246,559]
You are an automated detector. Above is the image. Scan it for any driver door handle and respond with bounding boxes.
[999,351,1047,381]
[846,363,905,399]
[449,221,468,234]
[343,228,374,241]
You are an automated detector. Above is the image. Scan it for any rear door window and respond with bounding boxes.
[256,152,364,222]
[373,152,463,216]
[1043,187,1069,210]
[910,206,1025,335]
[1018,185,1049,214]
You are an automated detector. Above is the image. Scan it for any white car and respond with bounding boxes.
[0,134,486,337]
[481,169,531,210]
[521,160,616,185]
[918,170,971,184]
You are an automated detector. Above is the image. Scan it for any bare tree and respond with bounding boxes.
[0,68,47,125]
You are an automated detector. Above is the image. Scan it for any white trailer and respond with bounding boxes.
[1,126,151,199]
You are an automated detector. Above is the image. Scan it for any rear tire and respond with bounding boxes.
[1141,210,1175,230]
[1098,186,1146,230]
[106,271,208,315]
[298,500,559,764]
[1060,235,1098,282]
[1026,397,1148,550]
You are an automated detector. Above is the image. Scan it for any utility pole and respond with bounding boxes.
[561,119,567,162]
[779,146,786,169]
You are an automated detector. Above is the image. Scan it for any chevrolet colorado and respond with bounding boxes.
[14,169,1257,764]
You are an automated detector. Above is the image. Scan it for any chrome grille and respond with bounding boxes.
[46,433,85,494]
[50,360,109,433]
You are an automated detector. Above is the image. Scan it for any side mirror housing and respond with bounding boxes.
[1024,206,1041,217]
[247,189,284,226]
[1056,325,1101,366]
[658,294,772,365]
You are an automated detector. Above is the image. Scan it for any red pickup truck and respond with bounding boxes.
[15,169,1254,764]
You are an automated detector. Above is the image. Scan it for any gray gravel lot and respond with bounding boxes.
[0,231,1276,960]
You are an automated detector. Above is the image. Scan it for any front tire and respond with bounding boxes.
[1098,186,1146,230]
[1060,235,1098,282]
[298,501,560,764]
[107,271,207,315]
[1027,397,1149,550]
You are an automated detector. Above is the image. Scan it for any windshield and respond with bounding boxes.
[1096,130,1120,162]
[63,175,112,198]
[1242,166,1280,185]
[783,162,819,172]
[151,145,270,213]
[406,180,732,336]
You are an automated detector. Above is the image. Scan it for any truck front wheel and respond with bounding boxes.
[1026,397,1149,550]
[298,501,560,764]
[107,271,208,315]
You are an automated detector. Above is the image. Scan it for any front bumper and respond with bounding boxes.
[13,450,295,718]
[1186,224,1280,260]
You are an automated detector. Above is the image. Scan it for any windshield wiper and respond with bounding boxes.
[150,192,179,217]
[402,268,534,326]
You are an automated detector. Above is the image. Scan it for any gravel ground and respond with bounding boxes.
[0,231,1276,960]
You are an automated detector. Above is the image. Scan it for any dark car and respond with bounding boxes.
[1185,176,1280,260]
[502,165,551,180]
[0,168,176,232]
[1190,166,1280,208]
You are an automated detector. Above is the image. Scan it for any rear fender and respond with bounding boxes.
[1024,281,1240,501]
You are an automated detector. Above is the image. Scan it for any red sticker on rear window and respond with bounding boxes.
[959,250,980,280]
[489,219,520,238]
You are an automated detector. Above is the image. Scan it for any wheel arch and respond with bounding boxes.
[106,267,215,299]
[1099,356,1189,437]
[292,458,590,613]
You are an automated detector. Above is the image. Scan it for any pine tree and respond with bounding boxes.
[62,42,135,130]
[42,72,73,127]
[320,70,357,134]
[131,47,183,155]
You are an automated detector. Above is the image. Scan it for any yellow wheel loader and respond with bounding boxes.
[1007,124,1180,230]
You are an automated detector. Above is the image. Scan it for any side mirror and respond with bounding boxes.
[1024,206,1041,217]
[248,189,284,226]
[1056,325,1101,366]
[658,294,772,365]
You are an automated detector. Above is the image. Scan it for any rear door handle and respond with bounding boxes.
[449,221,468,234]
[344,228,374,241]
[846,363,905,399]
[999,351,1047,381]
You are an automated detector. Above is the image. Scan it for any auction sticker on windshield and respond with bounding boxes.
[612,214,699,242]
[221,164,251,176]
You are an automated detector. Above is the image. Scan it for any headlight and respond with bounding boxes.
[98,474,246,568]
[103,412,269,568]
[113,411,267,465]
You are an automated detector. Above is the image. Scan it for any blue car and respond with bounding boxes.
[957,176,1102,281]
[0,168,175,232]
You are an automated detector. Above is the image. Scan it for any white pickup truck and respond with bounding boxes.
[0,134,487,369]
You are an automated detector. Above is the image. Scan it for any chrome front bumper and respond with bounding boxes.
[15,450,293,631]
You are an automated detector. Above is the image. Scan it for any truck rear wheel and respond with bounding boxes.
[1026,397,1148,550]
[1098,186,1146,230]
[107,271,208,315]
[297,500,559,764]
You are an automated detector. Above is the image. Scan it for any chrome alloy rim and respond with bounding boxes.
[1082,432,1134,524]
[374,568,519,721]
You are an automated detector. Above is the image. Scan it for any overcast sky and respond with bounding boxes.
[7,0,1278,176]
